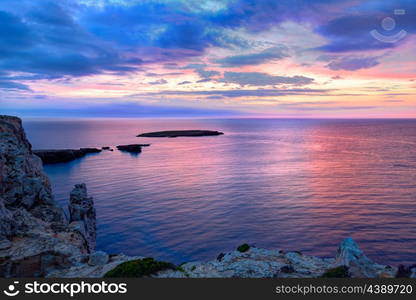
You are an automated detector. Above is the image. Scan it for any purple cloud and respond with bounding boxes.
[141,88,328,98]
[148,79,167,85]
[219,72,314,86]
[327,56,380,71]
[0,79,31,91]
[214,46,289,67]
[178,81,192,85]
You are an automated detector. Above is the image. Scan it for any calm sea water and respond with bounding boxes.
[23,118,416,265]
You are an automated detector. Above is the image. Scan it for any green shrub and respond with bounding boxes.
[237,243,250,253]
[104,257,175,278]
[321,265,350,278]
[176,266,186,273]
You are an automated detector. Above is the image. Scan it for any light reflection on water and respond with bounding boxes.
[24,118,416,265]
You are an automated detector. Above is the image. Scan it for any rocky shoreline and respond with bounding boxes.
[1,115,415,278]
[33,144,150,164]
[48,237,413,278]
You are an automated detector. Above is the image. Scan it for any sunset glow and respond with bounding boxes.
[0,0,415,118]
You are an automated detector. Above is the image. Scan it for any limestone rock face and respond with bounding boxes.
[0,115,92,277]
[69,184,96,252]
[0,116,57,214]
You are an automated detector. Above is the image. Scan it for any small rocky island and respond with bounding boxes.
[116,144,150,153]
[1,115,415,278]
[34,148,102,164]
[137,130,224,138]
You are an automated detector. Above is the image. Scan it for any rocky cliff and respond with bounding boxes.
[0,115,95,277]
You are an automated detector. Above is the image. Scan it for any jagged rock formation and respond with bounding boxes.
[332,237,388,277]
[0,115,94,277]
[68,184,96,251]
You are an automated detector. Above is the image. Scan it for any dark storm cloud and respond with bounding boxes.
[81,0,250,52]
[0,1,142,88]
[204,0,352,32]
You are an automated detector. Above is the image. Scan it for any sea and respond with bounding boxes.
[23,118,416,265]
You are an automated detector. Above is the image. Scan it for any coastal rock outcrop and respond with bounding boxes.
[116,144,150,153]
[154,240,396,278]
[34,148,102,164]
[332,237,390,277]
[0,115,93,277]
[53,239,398,278]
[68,184,96,252]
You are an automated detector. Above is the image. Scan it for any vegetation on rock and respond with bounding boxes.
[237,243,250,253]
[321,265,350,278]
[104,258,175,278]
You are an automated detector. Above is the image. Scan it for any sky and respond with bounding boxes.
[0,0,415,118]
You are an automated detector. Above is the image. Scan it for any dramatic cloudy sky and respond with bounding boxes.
[0,0,415,117]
